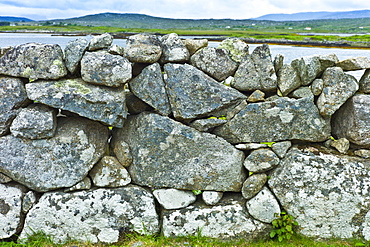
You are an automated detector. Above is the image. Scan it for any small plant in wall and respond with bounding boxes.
[270,211,298,242]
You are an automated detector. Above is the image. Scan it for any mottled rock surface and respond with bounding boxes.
[88,33,113,51]
[330,138,350,154]
[242,173,267,200]
[277,64,301,96]
[20,186,159,243]
[271,141,292,158]
[184,39,208,56]
[64,38,89,74]
[359,69,370,93]
[244,149,280,173]
[217,38,249,63]
[202,191,223,205]
[112,112,246,191]
[291,55,321,86]
[336,56,370,71]
[246,187,281,223]
[189,118,227,132]
[160,33,189,63]
[0,117,108,192]
[125,33,162,63]
[64,177,92,192]
[153,189,196,210]
[110,138,133,167]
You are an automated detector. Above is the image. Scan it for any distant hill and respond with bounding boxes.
[253,9,370,21]
[0,16,34,22]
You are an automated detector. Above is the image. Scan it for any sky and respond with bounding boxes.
[0,0,369,21]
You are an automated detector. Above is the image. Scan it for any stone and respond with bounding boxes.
[112,112,246,192]
[202,191,223,205]
[0,76,29,136]
[332,94,370,148]
[190,47,238,81]
[64,177,92,192]
[108,44,125,56]
[232,44,277,92]
[88,33,113,51]
[354,149,370,159]
[0,117,108,192]
[164,63,246,121]
[125,91,153,115]
[241,173,267,200]
[19,186,159,243]
[26,78,128,127]
[244,148,280,173]
[277,64,301,96]
[81,51,132,87]
[129,63,171,116]
[110,138,132,168]
[64,38,89,74]
[217,38,249,63]
[317,67,359,117]
[359,69,370,93]
[310,78,324,96]
[246,187,281,223]
[160,33,189,63]
[336,56,370,71]
[153,189,196,210]
[225,100,248,120]
[161,194,270,239]
[0,184,23,239]
[184,39,208,56]
[10,104,57,139]
[269,146,370,240]
[274,54,284,73]
[290,86,314,100]
[318,54,339,72]
[0,43,67,81]
[89,156,131,187]
[22,191,37,214]
[330,138,350,154]
[125,33,162,63]
[291,55,321,86]
[0,173,11,184]
[235,143,268,150]
[0,46,12,58]
[213,97,331,143]
[271,141,292,158]
[189,118,227,132]
[247,90,265,102]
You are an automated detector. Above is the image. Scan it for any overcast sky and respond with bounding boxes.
[0,0,369,20]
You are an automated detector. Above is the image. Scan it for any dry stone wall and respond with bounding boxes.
[1,32,370,243]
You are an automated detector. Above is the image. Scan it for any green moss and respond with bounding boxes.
[55,79,92,94]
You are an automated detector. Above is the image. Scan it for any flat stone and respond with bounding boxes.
[244,148,280,173]
[0,117,108,192]
[235,143,268,150]
[291,55,321,86]
[202,191,223,205]
[124,33,162,63]
[241,173,267,200]
[0,43,67,81]
[354,149,370,159]
[81,51,132,87]
[26,78,128,127]
[112,112,246,192]
[217,38,249,63]
[290,86,314,100]
[10,104,57,139]
[189,118,227,132]
[184,39,208,56]
[160,33,189,63]
[246,187,281,223]
[19,186,159,243]
[64,38,89,74]
[336,56,370,71]
[64,177,92,192]
[153,189,196,210]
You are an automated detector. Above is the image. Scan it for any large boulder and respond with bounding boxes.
[213,97,331,143]
[332,94,370,148]
[64,38,89,74]
[19,186,159,243]
[124,33,162,63]
[112,112,246,192]
[0,43,67,81]
[164,63,246,120]
[269,146,370,240]
[0,117,108,192]
[26,78,128,127]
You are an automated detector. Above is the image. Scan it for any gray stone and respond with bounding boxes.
[64,38,89,74]
[290,86,314,100]
[277,64,301,96]
[202,191,223,205]
[89,156,131,187]
[232,44,277,92]
[189,118,227,132]
[19,186,159,243]
[235,143,268,150]
[246,187,280,223]
[0,173,12,184]
[10,104,57,139]
[190,47,238,81]
[332,94,370,148]
[153,189,196,210]
[129,63,171,116]
[271,141,292,158]
[0,46,12,58]
[0,43,67,81]
[213,97,331,143]
[274,54,284,73]
[0,76,29,136]
[0,184,23,239]
[112,112,246,192]
[330,138,350,154]
[164,63,246,121]
[318,54,339,72]
[354,149,370,159]
[108,44,125,56]
[359,69,370,93]
[160,33,189,63]
[125,33,162,63]
[26,78,128,127]
[247,90,265,102]
[317,67,359,117]
[217,38,249,63]
[64,177,92,192]
[22,191,37,214]
[125,91,153,115]
[291,55,321,86]
[336,56,370,71]
[269,146,370,240]
[88,33,113,51]
[81,51,132,87]
[161,194,270,239]
[244,148,280,173]
[225,100,248,120]
[0,117,108,192]
[184,39,208,56]
[310,78,324,96]
[110,138,133,168]
[241,173,267,200]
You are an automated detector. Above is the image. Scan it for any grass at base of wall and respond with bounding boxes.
[0,232,368,247]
